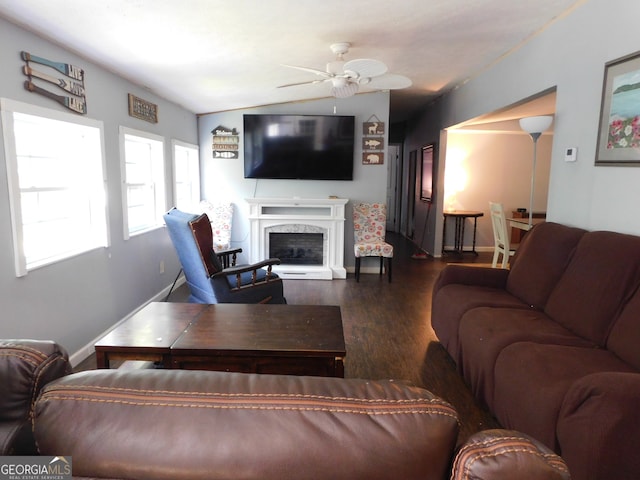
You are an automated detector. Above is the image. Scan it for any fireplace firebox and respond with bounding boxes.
[269,233,323,265]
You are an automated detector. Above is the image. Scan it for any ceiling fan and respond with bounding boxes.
[278,42,412,98]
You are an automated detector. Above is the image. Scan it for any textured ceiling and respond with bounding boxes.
[0,0,584,122]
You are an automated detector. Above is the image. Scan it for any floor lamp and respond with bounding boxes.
[519,116,553,227]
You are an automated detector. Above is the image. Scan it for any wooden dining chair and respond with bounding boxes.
[489,202,516,268]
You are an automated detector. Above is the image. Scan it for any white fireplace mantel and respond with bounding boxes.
[246,197,349,280]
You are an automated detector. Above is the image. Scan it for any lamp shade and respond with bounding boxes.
[519,115,553,134]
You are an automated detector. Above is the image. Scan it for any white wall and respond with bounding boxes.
[412,0,640,245]
[0,18,197,359]
[198,92,390,269]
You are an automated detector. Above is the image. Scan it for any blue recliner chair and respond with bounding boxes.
[164,208,285,304]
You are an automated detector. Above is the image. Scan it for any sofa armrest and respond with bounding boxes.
[0,339,71,454]
[451,429,570,480]
[433,265,509,297]
[35,370,459,480]
[557,371,640,480]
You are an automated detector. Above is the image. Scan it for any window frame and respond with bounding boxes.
[171,139,200,212]
[119,126,167,240]
[1,97,109,277]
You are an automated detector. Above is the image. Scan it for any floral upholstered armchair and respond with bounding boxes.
[199,201,237,268]
[199,201,233,251]
[353,202,393,282]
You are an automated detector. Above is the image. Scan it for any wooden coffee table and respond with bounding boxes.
[95,302,346,377]
[94,302,206,368]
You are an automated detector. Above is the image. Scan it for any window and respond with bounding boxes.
[172,140,200,212]
[1,98,108,277]
[119,127,166,238]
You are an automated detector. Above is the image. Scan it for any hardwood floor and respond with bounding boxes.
[281,232,501,445]
[77,231,500,445]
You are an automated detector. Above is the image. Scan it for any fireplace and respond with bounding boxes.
[247,197,348,280]
[269,233,324,265]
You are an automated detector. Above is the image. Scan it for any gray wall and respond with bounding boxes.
[197,91,390,269]
[407,0,640,255]
[0,18,197,361]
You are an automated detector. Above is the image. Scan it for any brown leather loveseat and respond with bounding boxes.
[2,339,570,480]
[432,222,640,480]
[0,339,71,455]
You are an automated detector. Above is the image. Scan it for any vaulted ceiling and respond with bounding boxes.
[0,0,584,122]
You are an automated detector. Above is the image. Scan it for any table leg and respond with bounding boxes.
[471,217,479,255]
[95,350,109,369]
[335,357,345,378]
[441,215,447,253]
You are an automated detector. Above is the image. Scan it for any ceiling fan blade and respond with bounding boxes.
[367,73,412,90]
[343,58,388,78]
[277,79,326,88]
[281,64,332,78]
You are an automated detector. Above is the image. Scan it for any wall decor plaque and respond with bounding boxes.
[22,50,87,114]
[212,125,239,158]
[128,94,158,123]
[363,121,385,135]
[363,152,384,165]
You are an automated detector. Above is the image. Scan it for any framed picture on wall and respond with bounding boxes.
[596,50,640,166]
[420,143,435,202]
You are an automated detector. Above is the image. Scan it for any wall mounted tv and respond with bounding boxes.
[243,114,355,180]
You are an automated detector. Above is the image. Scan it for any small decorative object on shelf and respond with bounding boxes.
[128,94,158,123]
[211,125,239,158]
[21,51,87,115]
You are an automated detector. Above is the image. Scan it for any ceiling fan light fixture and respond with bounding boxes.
[331,77,347,88]
[331,82,358,98]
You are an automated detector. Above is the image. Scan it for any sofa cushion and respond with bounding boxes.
[607,286,640,371]
[544,230,640,345]
[506,222,585,309]
[431,284,530,364]
[457,307,595,409]
[557,372,640,480]
[492,342,636,452]
[35,369,460,480]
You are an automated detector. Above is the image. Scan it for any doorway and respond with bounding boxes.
[386,144,403,232]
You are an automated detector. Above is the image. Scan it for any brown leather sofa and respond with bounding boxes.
[432,221,640,480]
[0,339,71,455]
[2,340,569,479]
[33,368,569,480]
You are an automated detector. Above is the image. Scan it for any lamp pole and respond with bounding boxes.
[519,115,553,229]
[528,132,542,227]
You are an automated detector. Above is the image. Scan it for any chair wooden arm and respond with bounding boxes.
[215,247,242,268]
[212,258,282,289]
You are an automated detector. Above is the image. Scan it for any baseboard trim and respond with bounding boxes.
[68,275,186,367]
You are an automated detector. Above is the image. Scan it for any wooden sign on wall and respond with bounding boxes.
[128,94,158,123]
[21,50,87,114]
[212,125,239,158]
[362,117,385,165]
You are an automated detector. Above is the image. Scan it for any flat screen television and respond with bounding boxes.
[243,114,355,180]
